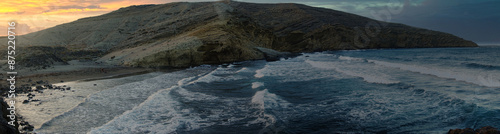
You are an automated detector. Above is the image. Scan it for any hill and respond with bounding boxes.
[0,0,477,68]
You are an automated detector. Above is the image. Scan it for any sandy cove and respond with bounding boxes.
[0,60,174,132]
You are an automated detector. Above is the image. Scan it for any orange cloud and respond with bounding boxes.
[0,0,183,36]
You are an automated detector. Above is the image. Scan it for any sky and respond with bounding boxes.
[1,0,498,45]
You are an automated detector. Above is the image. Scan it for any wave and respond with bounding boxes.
[252,82,265,89]
[254,65,268,78]
[89,87,212,134]
[305,59,400,84]
[251,89,290,109]
[464,62,500,70]
[249,89,291,132]
[89,72,221,134]
[369,60,500,87]
[36,69,213,133]
[338,56,365,62]
[477,75,500,87]
[236,67,251,73]
[255,59,345,83]
[190,67,246,84]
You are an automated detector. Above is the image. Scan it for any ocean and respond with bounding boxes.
[26,46,500,133]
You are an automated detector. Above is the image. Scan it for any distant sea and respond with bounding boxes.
[33,46,500,133]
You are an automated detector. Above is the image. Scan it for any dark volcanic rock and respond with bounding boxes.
[0,98,19,134]
[448,126,500,134]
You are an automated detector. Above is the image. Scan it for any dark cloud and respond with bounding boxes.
[43,5,103,12]
[391,0,500,44]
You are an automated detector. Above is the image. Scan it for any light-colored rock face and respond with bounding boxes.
[96,2,273,67]
[0,1,478,68]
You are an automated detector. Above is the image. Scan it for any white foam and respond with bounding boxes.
[252,82,265,89]
[305,59,337,69]
[16,72,163,130]
[369,59,500,87]
[89,73,218,134]
[478,74,500,87]
[249,89,291,128]
[251,89,291,110]
[251,90,266,107]
[338,56,365,61]
[89,88,212,134]
[254,65,268,78]
[35,69,212,133]
[192,67,245,84]
[236,67,251,73]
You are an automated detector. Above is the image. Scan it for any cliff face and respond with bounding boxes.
[1,1,477,68]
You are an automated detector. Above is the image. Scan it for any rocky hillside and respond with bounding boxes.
[0,0,477,68]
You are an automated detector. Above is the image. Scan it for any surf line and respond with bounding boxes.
[6,21,17,127]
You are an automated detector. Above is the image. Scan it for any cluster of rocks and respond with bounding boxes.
[448,126,500,134]
[0,79,74,133]
[19,80,72,105]
[18,116,34,132]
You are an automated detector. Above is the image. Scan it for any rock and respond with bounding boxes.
[0,98,20,133]
[255,47,299,61]
[448,128,475,134]
[22,100,30,104]
[21,124,34,132]
[19,121,28,126]
[476,126,500,134]
[448,126,500,134]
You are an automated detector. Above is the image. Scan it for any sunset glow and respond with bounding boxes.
[0,0,179,36]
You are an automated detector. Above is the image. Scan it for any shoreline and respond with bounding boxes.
[19,67,151,84]
[16,65,214,133]
[0,64,179,132]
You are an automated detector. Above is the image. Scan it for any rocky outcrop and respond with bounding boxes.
[0,98,19,134]
[448,126,500,134]
[15,46,104,70]
[0,1,478,68]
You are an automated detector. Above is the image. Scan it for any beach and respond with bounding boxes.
[0,60,157,132]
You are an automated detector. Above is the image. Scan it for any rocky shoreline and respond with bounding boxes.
[448,126,500,134]
[0,66,153,133]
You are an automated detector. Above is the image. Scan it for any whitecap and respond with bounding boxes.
[252,82,265,89]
